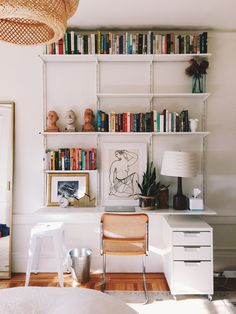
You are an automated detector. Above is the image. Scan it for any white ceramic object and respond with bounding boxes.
[189,119,199,132]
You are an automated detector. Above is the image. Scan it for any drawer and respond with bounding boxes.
[173,261,213,294]
[173,246,212,261]
[173,231,211,246]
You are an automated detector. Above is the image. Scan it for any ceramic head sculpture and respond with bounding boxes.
[64,110,77,132]
[45,110,59,132]
[82,108,95,132]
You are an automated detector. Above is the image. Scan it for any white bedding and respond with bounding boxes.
[0,287,137,314]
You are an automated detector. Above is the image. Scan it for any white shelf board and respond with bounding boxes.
[40,131,98,135]
[40,131,209,136]
[135,207,216,215]
[97,93,152,98]
[39,54,97,63]
[44,170,98,173]
[39,53,212,63]
[96,93,211,100]
[153,131,210,136]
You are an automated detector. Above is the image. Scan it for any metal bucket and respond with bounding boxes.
[69,248,92,283]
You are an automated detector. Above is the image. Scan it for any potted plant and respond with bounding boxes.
[137,161,160,209]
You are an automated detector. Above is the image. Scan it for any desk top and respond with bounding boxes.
[35,206,216,215]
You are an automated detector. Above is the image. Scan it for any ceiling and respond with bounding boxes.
[68,0,236,31]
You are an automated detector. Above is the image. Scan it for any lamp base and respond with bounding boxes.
[173,193,188,210]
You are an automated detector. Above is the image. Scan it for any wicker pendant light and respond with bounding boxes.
[0,0,79,45]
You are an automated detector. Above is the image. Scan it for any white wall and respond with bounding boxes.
[0,32,235,272]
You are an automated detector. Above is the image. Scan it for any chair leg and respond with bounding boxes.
[142,255,149,304]
[101,254,106,292]
[53,235,64,288]
[25,236,37,286]
[33,237,42,274]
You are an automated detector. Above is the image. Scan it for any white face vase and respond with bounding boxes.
[65,110,76,125]
[189,119,199,132]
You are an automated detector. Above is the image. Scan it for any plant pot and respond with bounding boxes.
[157,189,169,209]
[192,73,206,93]
[139,195,156,210]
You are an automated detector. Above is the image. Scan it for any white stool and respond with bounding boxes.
[25,222,67,287]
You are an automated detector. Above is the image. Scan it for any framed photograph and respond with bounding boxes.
[47,173,89,206]
[101,142,147,206]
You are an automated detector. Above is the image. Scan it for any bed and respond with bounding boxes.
[0,287,137,314]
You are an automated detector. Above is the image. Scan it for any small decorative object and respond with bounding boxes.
[58,194,69,208]
[157,184,170,209]
[189,188,204,211]
[161,151,197,210]
[137,161,160,210]
[73,193,96,207]
[185,59,209,93]
[45,110,60,132]
[189,118,199,132]
[82,108,95,132]
[64,110,77,132]
[0,0,79,45]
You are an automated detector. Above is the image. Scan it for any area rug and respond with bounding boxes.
[106,291,236,314]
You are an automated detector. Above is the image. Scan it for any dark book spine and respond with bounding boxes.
[186,35,190,54]
[150,32,154,54]
[95,34,98,54]
[167,33,171,54]
[145,112,152,132]
[202,32,208,53]
[182,110,190,132]
[84,35,88,54]
[138,34,143,54]
[104,113,109,131]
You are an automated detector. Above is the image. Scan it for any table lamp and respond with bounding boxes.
[161,151,197,210]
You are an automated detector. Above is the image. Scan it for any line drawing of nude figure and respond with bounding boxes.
[109,150,139,198]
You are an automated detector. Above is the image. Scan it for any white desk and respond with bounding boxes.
[13,207,216,274]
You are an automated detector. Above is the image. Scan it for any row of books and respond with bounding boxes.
[46,148,97,171]
[97,110,191,133]
[45,31,208,55]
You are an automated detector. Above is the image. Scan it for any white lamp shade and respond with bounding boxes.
[161,151,197,178]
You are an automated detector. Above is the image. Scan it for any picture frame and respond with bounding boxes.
[47,172,89,206]
[101,142,147,206]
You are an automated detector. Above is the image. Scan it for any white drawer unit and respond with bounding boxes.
[163,216,213,299]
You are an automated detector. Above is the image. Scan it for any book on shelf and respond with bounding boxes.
[46,147,97,171]
[44,31,208,56]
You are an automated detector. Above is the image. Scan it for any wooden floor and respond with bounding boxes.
[0,273,169,291]
[0,273,236,292]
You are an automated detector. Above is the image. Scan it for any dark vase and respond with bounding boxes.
[192,73,205,93]
[157,189,169,209]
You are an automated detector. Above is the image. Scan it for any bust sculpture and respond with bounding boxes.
[45,110,60,132]
[64,110,77,132]
[82,108,95,132]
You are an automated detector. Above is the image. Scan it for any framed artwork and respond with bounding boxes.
[47,172,89,206]
[101,142,147,206]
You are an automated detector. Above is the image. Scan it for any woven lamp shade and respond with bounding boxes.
[0,0,79,45]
